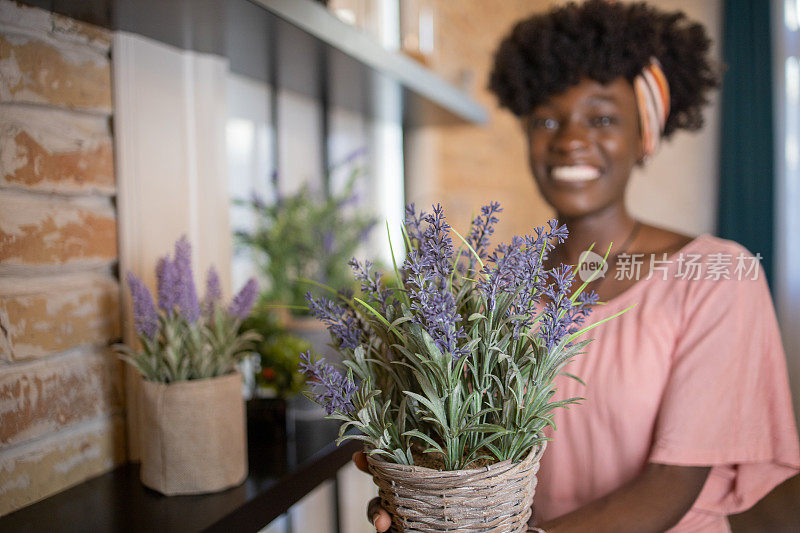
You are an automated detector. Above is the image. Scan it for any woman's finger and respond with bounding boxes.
[352,450,370,473]
[367,497,391,532]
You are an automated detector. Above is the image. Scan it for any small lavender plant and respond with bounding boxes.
[299,203,629,470]
[117,237,261,382]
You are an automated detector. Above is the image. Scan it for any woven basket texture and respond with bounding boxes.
[367,441,546,533]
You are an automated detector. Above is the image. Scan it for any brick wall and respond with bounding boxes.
[0,0,125,515]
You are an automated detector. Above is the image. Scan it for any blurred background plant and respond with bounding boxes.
[234,153,377,314]
[240,300,311,398]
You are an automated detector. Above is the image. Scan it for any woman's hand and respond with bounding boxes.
[353,451,392,532]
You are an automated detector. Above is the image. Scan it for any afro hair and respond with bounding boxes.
[488,0,720,138]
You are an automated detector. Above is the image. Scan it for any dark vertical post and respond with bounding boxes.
[320,45,331,197]
[269,16,281,194]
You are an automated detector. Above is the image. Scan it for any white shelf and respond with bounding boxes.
[250,0,488,124]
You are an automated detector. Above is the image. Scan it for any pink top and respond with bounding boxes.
[535,234,800,531]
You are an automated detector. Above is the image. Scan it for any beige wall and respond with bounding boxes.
[407,0,722,240]
[627,0,723,236]
[0,1,125,515]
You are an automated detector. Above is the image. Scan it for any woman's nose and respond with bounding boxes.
[551,120,590,154]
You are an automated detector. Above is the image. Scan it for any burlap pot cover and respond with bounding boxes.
[140,372,247,495]
[367,441,547,533]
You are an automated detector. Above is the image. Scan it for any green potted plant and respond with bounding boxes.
[298,202,628,532]
[234,158,377,331]
[117,237,259,495]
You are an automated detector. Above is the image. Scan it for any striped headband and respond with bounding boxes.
[633,57,670,159]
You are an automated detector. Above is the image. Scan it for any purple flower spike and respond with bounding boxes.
[156,257,180,315]
[174,236,200,323]
[342,145,367,165]
[306,293,363,350]
[404,203,427,245]
[420,203,455,280]
[467,201,502,262]
[403,250,466,357]
[299,351,357,415]
[349,258,392,314]
[202,266,222,317]
[228,278,258,319]
[322,231,335,254]
[127,272,158,339]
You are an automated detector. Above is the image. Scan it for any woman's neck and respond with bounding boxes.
[551,203,638,266]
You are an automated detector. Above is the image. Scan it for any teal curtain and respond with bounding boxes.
[719,0,774,286]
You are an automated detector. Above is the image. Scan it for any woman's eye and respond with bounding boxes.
[532,118,558,130]
[592,115,615,127]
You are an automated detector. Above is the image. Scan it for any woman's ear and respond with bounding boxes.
[636,142,649,167]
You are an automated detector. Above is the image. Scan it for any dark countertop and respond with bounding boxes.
[0,400,360,532]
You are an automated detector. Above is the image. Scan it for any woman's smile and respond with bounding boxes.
[549,164,603,183]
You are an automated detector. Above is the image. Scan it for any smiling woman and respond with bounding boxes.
[357,1,800,532]
[488,2,800,531]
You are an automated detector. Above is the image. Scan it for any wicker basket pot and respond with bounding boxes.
[366,441,546,533]
[139,372,247,495]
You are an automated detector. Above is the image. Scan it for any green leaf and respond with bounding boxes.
[390,316,413,328]
[353,297,403,337]
[567,304,636,342]
[403,390,448,433]
[402,429,445,455]
[560,372,586,386]
[451,226,484,270]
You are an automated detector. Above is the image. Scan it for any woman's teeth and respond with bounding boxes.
[551,165,601,182]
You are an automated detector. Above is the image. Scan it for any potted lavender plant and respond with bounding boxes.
[299,203,627,532]
[118,237,260,495]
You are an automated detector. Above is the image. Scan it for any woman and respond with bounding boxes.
[356,1,800,531]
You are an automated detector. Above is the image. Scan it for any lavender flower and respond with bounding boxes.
[542,264,575,303]
[403,249,466,357]
[547,218,569,243]
[356,221,376,244]
[156,257,180,315]
[467,201,502,262]
[228,278,258,320]
[400,203,468,356]
[202,266,222,317]
[322,231,335,255]
[419,204,455,281]
[341,145,367,166]
[478,237,525,312]
[299,351,357,415]
[173,236,200,323]
[306,293,363,350]
[349,258,392,314]
[478,219,570,310]
[126,272,158,339]
[474,219,574,339]
[538,276,598,353]
[404,203,427,245]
